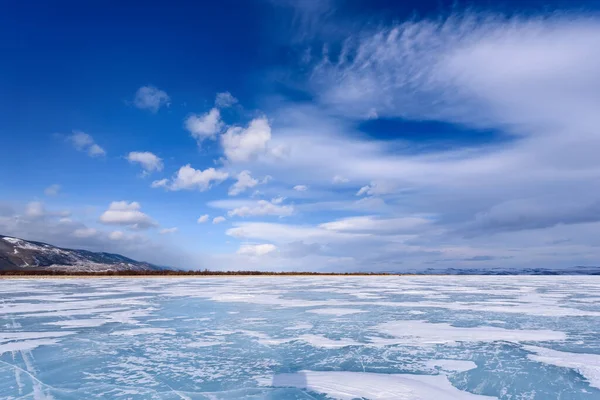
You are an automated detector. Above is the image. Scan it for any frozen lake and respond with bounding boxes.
[1,276,599,399]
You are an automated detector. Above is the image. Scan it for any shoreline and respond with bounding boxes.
[0,274,596,279]
[0,274,423,279]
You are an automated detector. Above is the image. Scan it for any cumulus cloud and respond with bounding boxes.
[160,227,178,234]
[185,108,223,145]
[221,117,272,162]
[127,151,163,174]
[271,196,286,204]
[293,185,308,192]
[154,164,229,191]
[197,214,209,223]
[133,85,170,113]
[44,184,61,196]
[228,170,271,196]
[237,243,277,256]
[213,216,226,224]
[215,92,238,108]
[68,131,106,157]
[99,201,158,229]
[228,199,294,218]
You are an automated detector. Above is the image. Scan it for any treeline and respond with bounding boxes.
[0,269,398,276]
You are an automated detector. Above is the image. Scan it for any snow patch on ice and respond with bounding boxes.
[0,339,62,355]
[425,359,478,372]
[524,345,600,389]
[307,308,366,316]
[110,328,176,336]
[296,334,363,349]
[371,320,566,345]
[284,323,313,330]
[258,370,496,399]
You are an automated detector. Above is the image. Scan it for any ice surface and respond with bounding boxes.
[425,359,479,372]
[372,320,566,345]
[307,308,366,315]
[259,370,497,399]
[0,276,599,399]
[524,345,600,389]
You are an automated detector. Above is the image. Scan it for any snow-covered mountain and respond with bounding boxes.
[0,235,164,272]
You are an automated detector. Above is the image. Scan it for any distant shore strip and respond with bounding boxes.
[0,270,418,277]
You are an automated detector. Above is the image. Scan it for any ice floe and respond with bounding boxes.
[524,345,600,389]
[258,370,496,399]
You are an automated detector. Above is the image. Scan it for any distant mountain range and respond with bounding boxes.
[390,266,600,275]
[0,235,164,272]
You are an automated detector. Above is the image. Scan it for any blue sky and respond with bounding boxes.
[2,0,600,271]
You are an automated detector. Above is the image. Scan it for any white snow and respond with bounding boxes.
[258,370,496,399]
[296,334,363,348]
[45,318,110,328]
[110,328,176,336]
[371,320,566,345]
[0,331,76,342]
[187,340,227,348]
[307,308,366,316]
[0,339,62,355]
[284,323,313,330]
[425,359,478,372]
[524,345,600,389]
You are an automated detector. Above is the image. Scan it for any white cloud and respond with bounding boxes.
[156,164,228,191]
[356,181,397,196]
[319,216,432,234]
[293,185,308,192]
[228,199,294,218]
[237,243,277,256]
[88,144,105,156]
[332,175,349,184]
[215,92,238,108]
[73,228,97,238]
[99,201,157,229]
[229,170,261,196]
[213,216,226,224]
[160,227,178,234]
[151,178,169,188]
[109,231,125,241]
[133,85,170,113]
[25,201,45,218]
[68,131,106,157]
[44,184,61,196]
[197,214,209,223]
[271,196,286,204]
[127,151,163,173]
[185,108,222,144]
[221,117,272,162]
